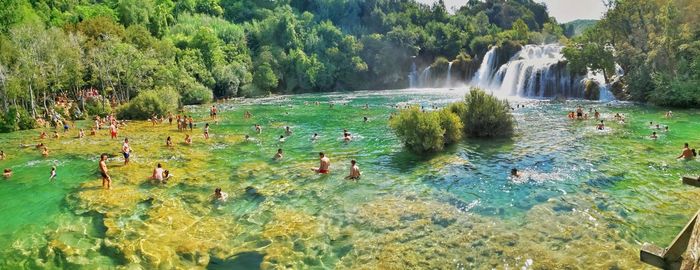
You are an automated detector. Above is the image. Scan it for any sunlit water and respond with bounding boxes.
[1,88,699,269]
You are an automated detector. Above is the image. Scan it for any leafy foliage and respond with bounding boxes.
[462,88,514,138]
[564,0,700,107]
[389,107,446,153]
[117,87,179,120]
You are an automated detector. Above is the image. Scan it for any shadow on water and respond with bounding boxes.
[207,251,264,270]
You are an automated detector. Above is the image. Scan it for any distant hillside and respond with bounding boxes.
[563,19,598,37]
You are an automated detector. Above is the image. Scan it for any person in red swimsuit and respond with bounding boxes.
[312,152,330,174]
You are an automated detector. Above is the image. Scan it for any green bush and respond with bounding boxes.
[438,109,463,144]
[0,105,36,132]
[389,107,445,153]
[84,97,113,117]
[462,88,514,138]
[180,82,213,105]
[117,87,180,120]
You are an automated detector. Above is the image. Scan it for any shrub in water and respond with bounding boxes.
[180,80,213,105]
[462,88,514,138]
[117,87,180,120]
[438,109,463,144]
[389,107,445,153]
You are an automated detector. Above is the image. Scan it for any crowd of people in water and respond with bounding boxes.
[508,106,696,179]
[2,101,369,204]
[1,101,696,201]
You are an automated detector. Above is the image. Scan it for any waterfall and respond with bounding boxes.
[472,47,497,88]
[420,66,431,87]
[445,61,453,87]
[408,61,418,88]
[471,44,619,101]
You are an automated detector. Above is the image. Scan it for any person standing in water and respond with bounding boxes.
[204,123,210,139]
[312,152,330,174]
[185,134,192,145]
[678,143,696,160]
[650,132,658,140]
[122,138,131,165]
[49,166,56,182]
[166,136,173,147]
[109,122,117,139]
[345,160,361,180]
[99,154,111,189]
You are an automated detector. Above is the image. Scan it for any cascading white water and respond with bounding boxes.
[471,44,618,101]
[445,61,453,87]
[408,62,418,88]
[472,47,497,88]
[420,66,431,87]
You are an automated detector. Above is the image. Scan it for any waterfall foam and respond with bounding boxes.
[470,44,618,101]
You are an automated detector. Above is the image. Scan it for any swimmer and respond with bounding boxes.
[596,120,605,130]
[244,134,251,142]
[677,143,696,160]
[122,138,131,165]
[255,124,262,134]
[650,132,658,140]
[345,160,361,180]
[594,110,600,119]
[649,121,654,127]
[166,136,173,147]
[52,131,60,139]
[40,131,47,139]
[152,163,164,183]
[665,111,673,118]
[664,126,669,132]
[0,150,5,160]
[212,188,228,202]
[655,124,661,130]
[279,135,285,143]
[583,113,589,120]
[204,123,210,139]
[35,142,44,149]
[99,154,111,189]
[364,104,369,109]
[78,129,85,138]
[312,152,330,174]
[41,146,49,157]
[343,129,352,142]
[285,126,292,135]
[614,113,622,120]
[3,168,11,178]
[163,170,171,183]
[311,133,318,141]
[511,168,522,177]
[185,134,192,144]
[576,106,583,119]
[273,148,283,160]
[49,166,56,182]
[363,116,368,122]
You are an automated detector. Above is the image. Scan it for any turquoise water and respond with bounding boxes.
[0,88,699,269]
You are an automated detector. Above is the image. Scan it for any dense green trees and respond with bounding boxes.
[0,0,561,127]
[563,0,700,107]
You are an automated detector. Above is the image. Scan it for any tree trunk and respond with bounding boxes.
[29,83,36,118]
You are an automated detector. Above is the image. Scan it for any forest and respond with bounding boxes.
[0,0,565,126]
[562,0,700,107]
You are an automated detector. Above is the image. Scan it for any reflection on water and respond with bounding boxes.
[0,89,699,269]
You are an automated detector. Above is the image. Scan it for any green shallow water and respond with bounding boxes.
[1,88,699,269]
